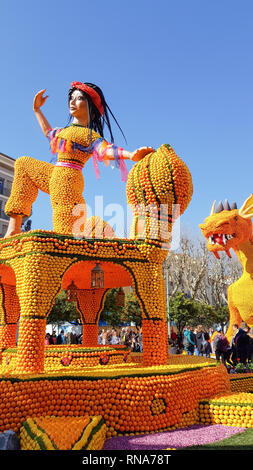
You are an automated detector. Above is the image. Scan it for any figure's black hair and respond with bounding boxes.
[68,82,126,144]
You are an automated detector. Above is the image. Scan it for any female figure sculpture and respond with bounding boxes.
[4,82,153,237]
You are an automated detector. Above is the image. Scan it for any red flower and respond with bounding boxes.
[61,356,72,366]
[99,354,109,365]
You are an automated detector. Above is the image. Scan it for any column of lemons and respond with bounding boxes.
[9,254,73,373]
[75,289,108,347]
[124,252,168,366]
[0,283,20,351]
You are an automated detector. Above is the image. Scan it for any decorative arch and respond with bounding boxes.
[61,260,132,346]
[0,264,20,351]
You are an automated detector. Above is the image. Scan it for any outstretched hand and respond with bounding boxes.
[130,146,155,161]
[33,89,49,112]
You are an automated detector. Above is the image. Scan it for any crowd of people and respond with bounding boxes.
[169,322,253,368]
[45,322,253,367]
[45,329,82,345]
[98,326,143,352]
[45,326,143,352]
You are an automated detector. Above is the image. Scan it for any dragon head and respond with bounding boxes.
[199,194,253,259]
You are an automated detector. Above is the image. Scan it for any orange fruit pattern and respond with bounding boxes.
[0,359,230,439]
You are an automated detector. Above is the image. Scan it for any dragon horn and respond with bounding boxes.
[238,194,253,216]
[215,201,224,213]
[230,202,237,210]
[210,200,216,216]
[224,199,231,211]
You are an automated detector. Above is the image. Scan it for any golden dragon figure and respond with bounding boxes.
[199,194,253,341]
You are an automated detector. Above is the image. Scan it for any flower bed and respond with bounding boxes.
[102,424,246,450]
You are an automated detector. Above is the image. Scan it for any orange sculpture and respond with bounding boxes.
[199,195,253,340]
[4,84,153,237]
[0,81,193,373]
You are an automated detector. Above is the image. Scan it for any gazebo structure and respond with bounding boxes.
[0,233,169,373]
[0,143,193,374]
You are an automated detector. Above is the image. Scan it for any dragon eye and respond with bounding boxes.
[234,216,238,221]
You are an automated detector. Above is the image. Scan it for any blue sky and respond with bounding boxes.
[0,0,252,240]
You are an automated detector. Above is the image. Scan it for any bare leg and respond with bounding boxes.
[4,215,23,238]
[3,156,53,239]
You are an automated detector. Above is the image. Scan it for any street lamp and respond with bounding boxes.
[91,263,104,289]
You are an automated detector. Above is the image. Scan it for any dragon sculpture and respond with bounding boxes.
[199,194,253,341]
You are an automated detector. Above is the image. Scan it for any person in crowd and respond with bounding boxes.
[50,330,57,345]
[65,331,71,344]
[169,337,181,354]
[183,326,195,355]
[248,327,253,362]
[195,325,206,356]
[131,329,142,352]
[101,330,109,345]
[120,327,127,344]
[56,329,66,345]
[234,321,250,364]
[177,331,183,350]
[214,330,233,366]
[124,327,134,348]
[138,327,143,353]
[170,328,177,342]
[70,330,78,344]
[110,329,119,345]
[105,329,113,344]
[98,329,104,344]
[77,334,82,344]
[202,329,212,358]
[45,333,51,345]
[209,327,221,353]
[230,324,239,365]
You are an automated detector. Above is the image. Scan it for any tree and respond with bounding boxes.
[100,289,124,327]
[123,292,142,326]
[163,230,242,308]
[213,305,229,331]
[168,293,197,333]
[100,289,143,327]
[168,291,228,333]
[47,290,80,325]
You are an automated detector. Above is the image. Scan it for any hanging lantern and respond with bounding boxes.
[116,287,125,307]
[91,263,104,288]
[66,281,78,302]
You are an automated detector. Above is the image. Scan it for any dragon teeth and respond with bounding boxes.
[208,234,234,244]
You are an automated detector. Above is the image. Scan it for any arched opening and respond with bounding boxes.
[0,264,20,351]
[60,260,132,347]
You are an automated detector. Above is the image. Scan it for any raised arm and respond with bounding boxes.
[92,141,155,182]
[33,89,52,137]
[99,144,155,162]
